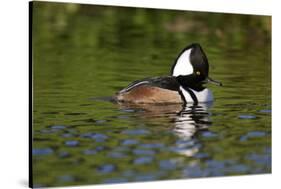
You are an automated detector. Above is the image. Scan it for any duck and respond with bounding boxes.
[115,43,222,105]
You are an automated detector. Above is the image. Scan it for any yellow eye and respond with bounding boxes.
[196,71,201,75]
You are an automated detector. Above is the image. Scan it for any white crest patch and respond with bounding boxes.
[172,49,193,77]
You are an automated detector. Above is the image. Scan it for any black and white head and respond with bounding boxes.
[171,43,222,89]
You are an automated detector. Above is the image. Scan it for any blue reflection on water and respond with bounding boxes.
[33,148,54,156]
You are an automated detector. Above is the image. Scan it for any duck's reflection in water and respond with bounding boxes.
[174,103,212,139]
[173,103,212,156]
[117,102,213,157]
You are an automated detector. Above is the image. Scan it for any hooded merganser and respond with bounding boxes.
[115,43,222,104]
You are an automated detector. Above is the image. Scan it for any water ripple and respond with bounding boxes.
[33,148,54,156]
[65,140,79,147]
[134,156,154,165]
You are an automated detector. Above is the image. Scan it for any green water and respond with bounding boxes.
[31,2,271,187]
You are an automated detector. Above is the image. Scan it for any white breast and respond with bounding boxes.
[180,87,213,103]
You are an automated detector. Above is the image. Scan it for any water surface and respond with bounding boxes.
[32,2,271,187]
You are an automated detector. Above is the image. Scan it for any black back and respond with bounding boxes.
[119,76,180,94]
